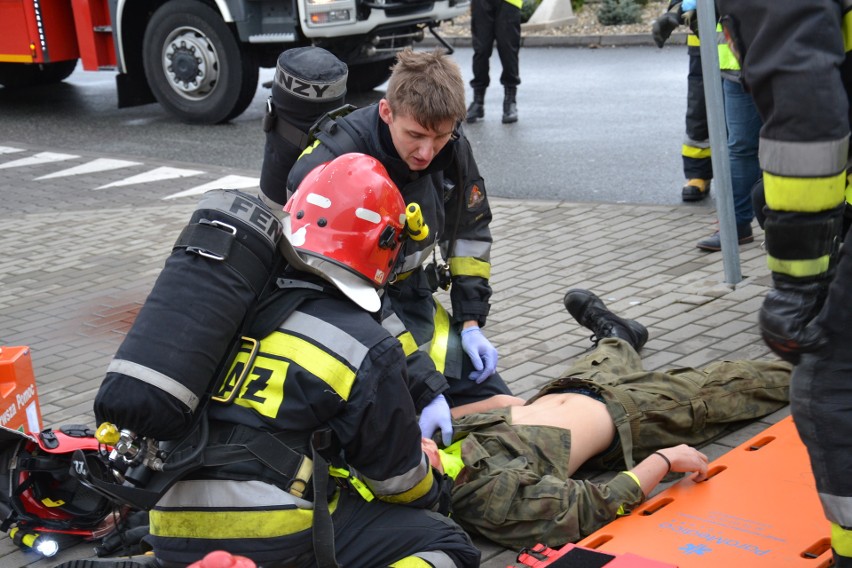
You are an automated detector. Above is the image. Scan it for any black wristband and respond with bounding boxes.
[653,451,672,474]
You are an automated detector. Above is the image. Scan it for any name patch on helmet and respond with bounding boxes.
[276,69,347,101]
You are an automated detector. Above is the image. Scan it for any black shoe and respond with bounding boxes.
[563,289,648,351]
[696,223,754,252]
[465,100,484,123]
[682,179,711,202]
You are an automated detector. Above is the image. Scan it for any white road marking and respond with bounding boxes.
[35,158,142,180]
[95,166,204,189]
[0,152,78,169]
[163,175,260,200]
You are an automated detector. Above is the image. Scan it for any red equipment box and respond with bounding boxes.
[0,346,44,434]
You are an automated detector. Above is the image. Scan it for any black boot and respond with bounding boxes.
[466,89,485,123]
[563,289,648,351]
[502,87,518,124]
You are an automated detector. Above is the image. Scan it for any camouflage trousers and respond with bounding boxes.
[450,338,792,547]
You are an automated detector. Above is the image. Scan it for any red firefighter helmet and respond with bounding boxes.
[281,153,406,312]
[0,425,115,536]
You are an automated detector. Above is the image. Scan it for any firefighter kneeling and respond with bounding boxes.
[147,154,480,568]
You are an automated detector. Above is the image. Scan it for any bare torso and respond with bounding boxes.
[511,393,617,476]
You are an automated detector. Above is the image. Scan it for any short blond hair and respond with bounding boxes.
[385,49,466,130]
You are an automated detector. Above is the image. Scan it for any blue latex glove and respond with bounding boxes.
[681,0,696,10]
[418,394,453,446]
[461,326,498,384]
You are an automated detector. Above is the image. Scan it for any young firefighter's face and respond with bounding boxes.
[379,99,455,171]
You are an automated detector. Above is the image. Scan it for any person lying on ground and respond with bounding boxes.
[422,289,791,549]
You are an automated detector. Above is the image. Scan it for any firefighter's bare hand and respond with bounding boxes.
[657,445,709,482]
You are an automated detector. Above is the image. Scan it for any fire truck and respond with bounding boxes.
[0,0,467,123]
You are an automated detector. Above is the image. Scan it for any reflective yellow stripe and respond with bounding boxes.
[0,54,34,63]
[833,522,852,557]
[329,467,376,501]
[766,254,831,278]
[682,144,711,159]
[504,0,522,7]
[448,257,490,279]
[687,34,700,47]
[764,171,846,213]
[398,331,418,356]
[262,331,356,401]
[150,493,339,539]
[717,26,739,71]
[394,269,415,282]
[844,11,852,53]
[299,139,321,159]
[438,441,465,480]
[390,558,432,568]
[379,467,434,504]
[428,303,450,374]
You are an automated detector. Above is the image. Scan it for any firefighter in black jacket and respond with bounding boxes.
[285,49,521,448]
[147,154,480,567]
[715,1,852,565]
[652,0,713,202]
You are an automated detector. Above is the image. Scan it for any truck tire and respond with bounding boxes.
[346,57,396,93]
[0,60,78,88]
[142,0,258,124]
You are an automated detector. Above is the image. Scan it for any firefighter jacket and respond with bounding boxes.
[287,104,495,407]
[147,286,444,566]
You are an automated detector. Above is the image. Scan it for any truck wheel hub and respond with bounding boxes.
[162,27,219,100]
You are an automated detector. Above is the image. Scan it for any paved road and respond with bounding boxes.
[0,45,710,207]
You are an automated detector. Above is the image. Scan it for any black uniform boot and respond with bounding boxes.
[502,87,518,124]
[466,89,485,123]
[563,289,648,351]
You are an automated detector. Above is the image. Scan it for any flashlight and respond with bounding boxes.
[9,527,60,557]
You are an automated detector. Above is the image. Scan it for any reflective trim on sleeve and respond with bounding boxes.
[398,246,434,274]
[821,491,852,528]
[764,172,846,213]
[281,311,369,371]
[504,0,522,7]
[759,137,848,178]
[844,9,852,53]
[382,312,418,355]
[107,359,199,411]
[363,454,433,503]
[262,331,357,401]
[766,254,831,278]
[449,257,491,279]
[452,238,492,261]
[682,144,711,159]
[426,302,451,374]
[833,523,852,558]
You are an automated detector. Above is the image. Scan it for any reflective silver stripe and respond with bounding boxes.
[280,311,368,370]
[107,359,199,410]
[361,453,431,496]
[683,136,710,148]
[760,137,849,177]
[381,312,408,338]
[398,245,435,273]
[414,550,456,568]
[157,479,312,509]
[820,491,852,527]
[452,238,491,261]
